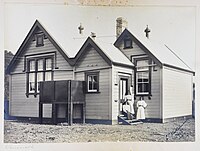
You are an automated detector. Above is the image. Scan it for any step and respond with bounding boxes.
[130,121,143,125]
[118,115,143,125]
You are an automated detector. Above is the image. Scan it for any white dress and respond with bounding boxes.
[136,100,147,120]
[123,94,135,114]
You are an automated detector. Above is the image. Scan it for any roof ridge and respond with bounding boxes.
[164,44,192,71]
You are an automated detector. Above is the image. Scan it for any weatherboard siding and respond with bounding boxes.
[75,47,110,71]
[10,73,39,117]
[112,65,133,121]
[133,66,162,119]
[162,67,193,120]
[10,36,73,118]
[74,45,111,120]
[12,38,72,73]
[117,39,162,119]
[75,69,111,120]
[118,40,146,60]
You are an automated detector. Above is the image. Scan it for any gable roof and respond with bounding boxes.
[6,20,73,74]
[114,29,194,74]
[74,37,134,67]
[7,20,133,74]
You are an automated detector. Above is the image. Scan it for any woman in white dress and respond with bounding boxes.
[136,97,147,120]
[123,90,135,119]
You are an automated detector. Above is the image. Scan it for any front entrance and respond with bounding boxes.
[119,78,128,115]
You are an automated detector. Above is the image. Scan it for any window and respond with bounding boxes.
[26,56,53,96]
[124,38,132,49]
[135,59,151,95]
[85,72,99,93]
[36,33,44,47]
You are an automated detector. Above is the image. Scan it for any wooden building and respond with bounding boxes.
[7,18,194,124]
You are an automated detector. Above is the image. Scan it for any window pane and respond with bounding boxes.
[29,82,35,92]
[87,74,98,92]
[29,60,35,71]
[93,81,98,89]
[29,73,35,93]
[136,71,149,94]
[137,60,149,71]
[93,75,97,83]
[29,73,35,82]
[89,81,92,90]
[138,83,149,93]
[37,72,43,82]
[45,72,52,81]
[37,72,43,92]
[137,72,149,82]
[46,58,52,70]
[37,59,43,71]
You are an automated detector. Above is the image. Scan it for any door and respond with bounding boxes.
[119,78,128,115]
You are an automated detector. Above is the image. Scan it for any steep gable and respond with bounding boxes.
[114,29,194,74]
[7,20,73,74]
[74,37,134,69]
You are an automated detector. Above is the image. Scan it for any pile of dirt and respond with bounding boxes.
[4,118,195,143]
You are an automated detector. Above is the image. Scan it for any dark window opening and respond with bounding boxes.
[85,72,99,93]
[36,34,44,47]
[124,38,132,49]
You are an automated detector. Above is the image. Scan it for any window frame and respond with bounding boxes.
[133,57,152,96]
[26,55,54,97]
[85,72,100,93]
[36,33,44,47]
[124,38,133,49]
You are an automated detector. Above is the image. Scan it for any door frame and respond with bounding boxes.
[118,77,128,115]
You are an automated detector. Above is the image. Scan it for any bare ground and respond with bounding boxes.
[4,118,195,143]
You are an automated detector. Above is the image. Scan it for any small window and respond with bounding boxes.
[85,72,99,93]
[36,34,44,47]
[124,38,132,48]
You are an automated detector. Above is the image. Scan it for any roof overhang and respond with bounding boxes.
[114,29,162,67]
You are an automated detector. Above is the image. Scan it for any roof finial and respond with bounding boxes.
[144,25,151,39]
[90,32,96,40]
[78,23,84,34]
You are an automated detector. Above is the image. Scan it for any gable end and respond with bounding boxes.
[114,29,162,67]
[6,20,73,74]
[73,37,112,66]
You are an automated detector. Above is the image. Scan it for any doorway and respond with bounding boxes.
[119,78,128,115]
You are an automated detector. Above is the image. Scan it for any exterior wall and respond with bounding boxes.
[134,66,162,119]
[10,34,73,118]
[162,66,193,120]
[75,47,112,121]
[117,40,162,120]
[118,41,146,60]
[111,65,133,122]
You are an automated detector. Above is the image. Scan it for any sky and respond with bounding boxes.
[4,3,196,70]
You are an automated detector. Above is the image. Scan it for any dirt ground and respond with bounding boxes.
[4,118,195,143]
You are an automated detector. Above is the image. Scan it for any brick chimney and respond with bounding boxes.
[116,17,128,38]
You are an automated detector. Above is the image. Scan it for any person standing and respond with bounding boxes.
[136,97,147,120]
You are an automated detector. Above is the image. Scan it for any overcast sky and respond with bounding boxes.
[4,4,196,70]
